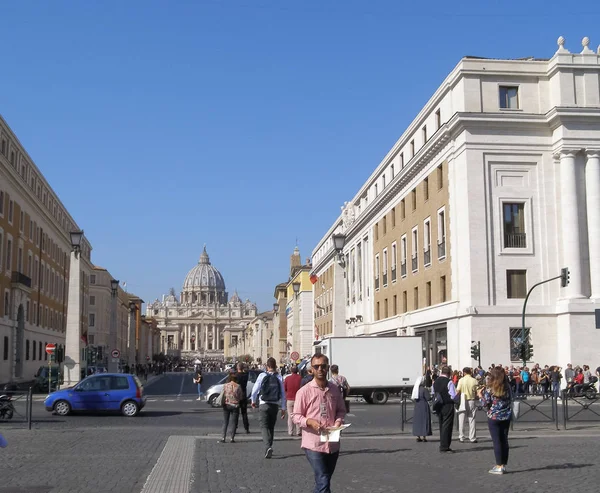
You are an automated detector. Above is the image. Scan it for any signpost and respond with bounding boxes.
[111,349,120,370]
[45,344,56,394]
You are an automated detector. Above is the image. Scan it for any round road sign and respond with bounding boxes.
[111,349,120,359]
[290,351,299,361]
[45,343,56,355]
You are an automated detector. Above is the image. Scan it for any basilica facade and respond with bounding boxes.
[146,247,257,358]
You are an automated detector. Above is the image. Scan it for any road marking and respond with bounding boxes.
[164,399,175,402]
[141,435,195,493]
[182,399,192,402]
[346,413,356,417]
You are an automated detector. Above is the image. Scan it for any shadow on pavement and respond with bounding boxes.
[340,448,410,456]
[452,445,525,454]
[510,462,593,473]
[138,411,183,417]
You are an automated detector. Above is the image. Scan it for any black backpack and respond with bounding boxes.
[260,373,281,402]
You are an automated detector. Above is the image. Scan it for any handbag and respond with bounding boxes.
[215,390,224,407]
[457,393,467,413]
[432,392,443,414]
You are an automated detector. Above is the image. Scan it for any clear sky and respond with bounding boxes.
[1,1,598,310]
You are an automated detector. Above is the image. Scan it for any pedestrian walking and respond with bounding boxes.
[251,357,286,458]
[219,373,243,443]
[284,365,302,436]
[411,376,432,442]
[236,362,251,433]
[292,353,346,493]
[193,367,203,400]
[456,367,479,443]
[433,366,457,453]
[329,365,350,414]
[479,366,513,474]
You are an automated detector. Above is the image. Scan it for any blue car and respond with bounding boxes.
[44,373,146,417]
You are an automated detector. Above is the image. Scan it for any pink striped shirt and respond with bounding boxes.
[291,379,346,453]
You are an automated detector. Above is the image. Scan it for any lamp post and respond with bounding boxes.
[128,301,137,367]
[108,279,120,373]
[63,231,84,387]
[273,302,280,360]
[292,282,300,361]
[332,233,347,337]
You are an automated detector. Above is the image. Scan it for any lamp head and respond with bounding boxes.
[110,279,120,293]
[292,282,301,294]
[332,233,346,253]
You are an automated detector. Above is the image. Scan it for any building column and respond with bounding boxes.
[194,324,199,351]
[203,322,208,351]
[559,150,585,299]
[586,150,600,299]
[212,324,217,350]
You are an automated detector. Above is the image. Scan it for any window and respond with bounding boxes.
[507,270,527,299]
[437,208,446,259]
[413,287,419,310]
[374,223,379,241]
[382,249,388,287]
[437,164,444,189]
[400,153,404,168]
[90,296,95,306]
[384,298,388,318]
[90,275,96,285]
[393,295,397,315]
[401,199,406,220]
[382,216,387,236]
[0,140,5,155]
[440,276,447,303]
[5,239,12,271]
[510,327,531,362]
[424,177,429,201]
[8,200,13,223]
[412,189,417,210]
[376,302,380,321]
[412,227,419,272]
[375,254,380,290]
[422,126,427,143]
[3,336,7,360]
[391,242,397,282]
[0,191,3,215]
[3,293,8,318]
[426,282,432,307]
[19,211,24,232]
[410,140,415,157]
[423,219,431,266]
[382,174,386,189]
[503,203,526,248]
[39,340,42,361]
[374,183,378,197]
[401,236,407,277]
[33,340,36,360]
[391,163,394,178]
[391,207,396,227]
[111,376,130,390]
[435,109,441,129]
[499,86,519,109]
[89,314,95,327]
[26,339,30,360]
[403,291,408,312]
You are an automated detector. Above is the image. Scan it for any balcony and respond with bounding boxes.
[504,232,526,248]
[11,271,32,289]
[423,248,431,266]
[391,267,397,282]
[382,273,388,287]
[438,239,446,259]
[411,255,418,272]
[401,261,407,277]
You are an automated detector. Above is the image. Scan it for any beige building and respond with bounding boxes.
[0,115,93,384]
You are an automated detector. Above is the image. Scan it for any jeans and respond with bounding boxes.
[197,383,202,397]
[222,405,240,440]
[552,382,561,397]
[488,418,510,465]
[304,449,339,493]
[259,403,279,451]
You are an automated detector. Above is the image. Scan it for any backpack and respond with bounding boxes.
[260,373,281,402]
[331,376,347,398]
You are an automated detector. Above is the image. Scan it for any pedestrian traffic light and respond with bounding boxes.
[470,341,480,365]
[560,267,570,287]
[519,343,534,362]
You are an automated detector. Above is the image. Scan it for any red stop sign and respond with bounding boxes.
[45,343,56,355]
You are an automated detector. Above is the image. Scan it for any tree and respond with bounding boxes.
[238,354,254,364]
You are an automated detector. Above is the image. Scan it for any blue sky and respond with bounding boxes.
[1,1,598,310]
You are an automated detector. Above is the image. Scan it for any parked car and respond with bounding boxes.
[44,373,146,417]
[205,370,263,407]
[33,366,63,393]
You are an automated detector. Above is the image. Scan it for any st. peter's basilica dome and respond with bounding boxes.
[183,246,226,292]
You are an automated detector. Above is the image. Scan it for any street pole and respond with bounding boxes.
[108,280,119,373]
[521,273,563,367]
[477,341,481,368]
[64,248,82,387]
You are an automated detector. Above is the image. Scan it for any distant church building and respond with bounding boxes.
[147,247,257,358]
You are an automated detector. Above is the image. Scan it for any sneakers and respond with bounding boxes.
[265,447,273,459]
[196,397,202,401]
[488,465,504,475]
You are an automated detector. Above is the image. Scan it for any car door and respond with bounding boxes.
[94,376,118,410]
[71,376,103,410]
[106,375,131,410]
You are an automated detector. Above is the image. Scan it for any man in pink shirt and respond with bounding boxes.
[292,353,346,493]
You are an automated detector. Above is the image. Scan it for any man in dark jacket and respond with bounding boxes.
[433,366,457,452]
[236,362,250,433]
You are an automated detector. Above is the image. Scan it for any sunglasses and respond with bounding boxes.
[312,364,329,370]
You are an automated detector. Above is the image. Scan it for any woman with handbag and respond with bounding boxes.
[478,367,513,475]
[219,372,243,444]
[193,368,203,401]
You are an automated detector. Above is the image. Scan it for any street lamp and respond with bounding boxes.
[292,282,301,296]
[108,279,119,373]
[128,300,137,366]
[63,230,85,386]
[273,303,279,313]
[332,233,346,266]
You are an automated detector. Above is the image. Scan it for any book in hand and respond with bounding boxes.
[320,424,351,443]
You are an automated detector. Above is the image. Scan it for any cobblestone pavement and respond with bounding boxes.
[1,397,599,493]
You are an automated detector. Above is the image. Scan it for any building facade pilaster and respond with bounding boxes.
[585,150,600,299]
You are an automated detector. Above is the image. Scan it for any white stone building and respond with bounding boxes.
[311,37,600,371]
[147,247,257,358]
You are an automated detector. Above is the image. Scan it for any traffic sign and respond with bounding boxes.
[111,349,120,359]
[45,343,56,355]
[290,351,299,361]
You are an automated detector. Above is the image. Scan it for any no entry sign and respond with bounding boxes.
[290,351,299,361]
[111,349,120,359]
[45,343,56,355]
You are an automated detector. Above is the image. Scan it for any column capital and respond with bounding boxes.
[554,148,581,160]
[585,149,600,159]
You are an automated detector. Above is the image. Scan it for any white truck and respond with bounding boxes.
[313,336,423,405]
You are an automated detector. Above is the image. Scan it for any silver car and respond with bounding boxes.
[205,370,263,407]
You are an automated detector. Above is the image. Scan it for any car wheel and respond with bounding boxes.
[54,400,71,416]
[372,390,389,405]
[584,389,597,400]
[208,394,218,407]
[121,400,139,417]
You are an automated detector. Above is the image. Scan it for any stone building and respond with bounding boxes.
[311,37,600,371]
[147,247,257,358]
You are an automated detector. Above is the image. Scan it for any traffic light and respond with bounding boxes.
[519,343,534,362]
[470,343,479,361]
[561,267,570,288]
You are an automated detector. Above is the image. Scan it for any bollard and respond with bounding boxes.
[27,387,33,430]
[400,392,405,432]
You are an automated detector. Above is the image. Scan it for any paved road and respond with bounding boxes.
[2,374,600,492]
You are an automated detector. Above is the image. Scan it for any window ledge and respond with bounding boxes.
[499,108,523,112]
